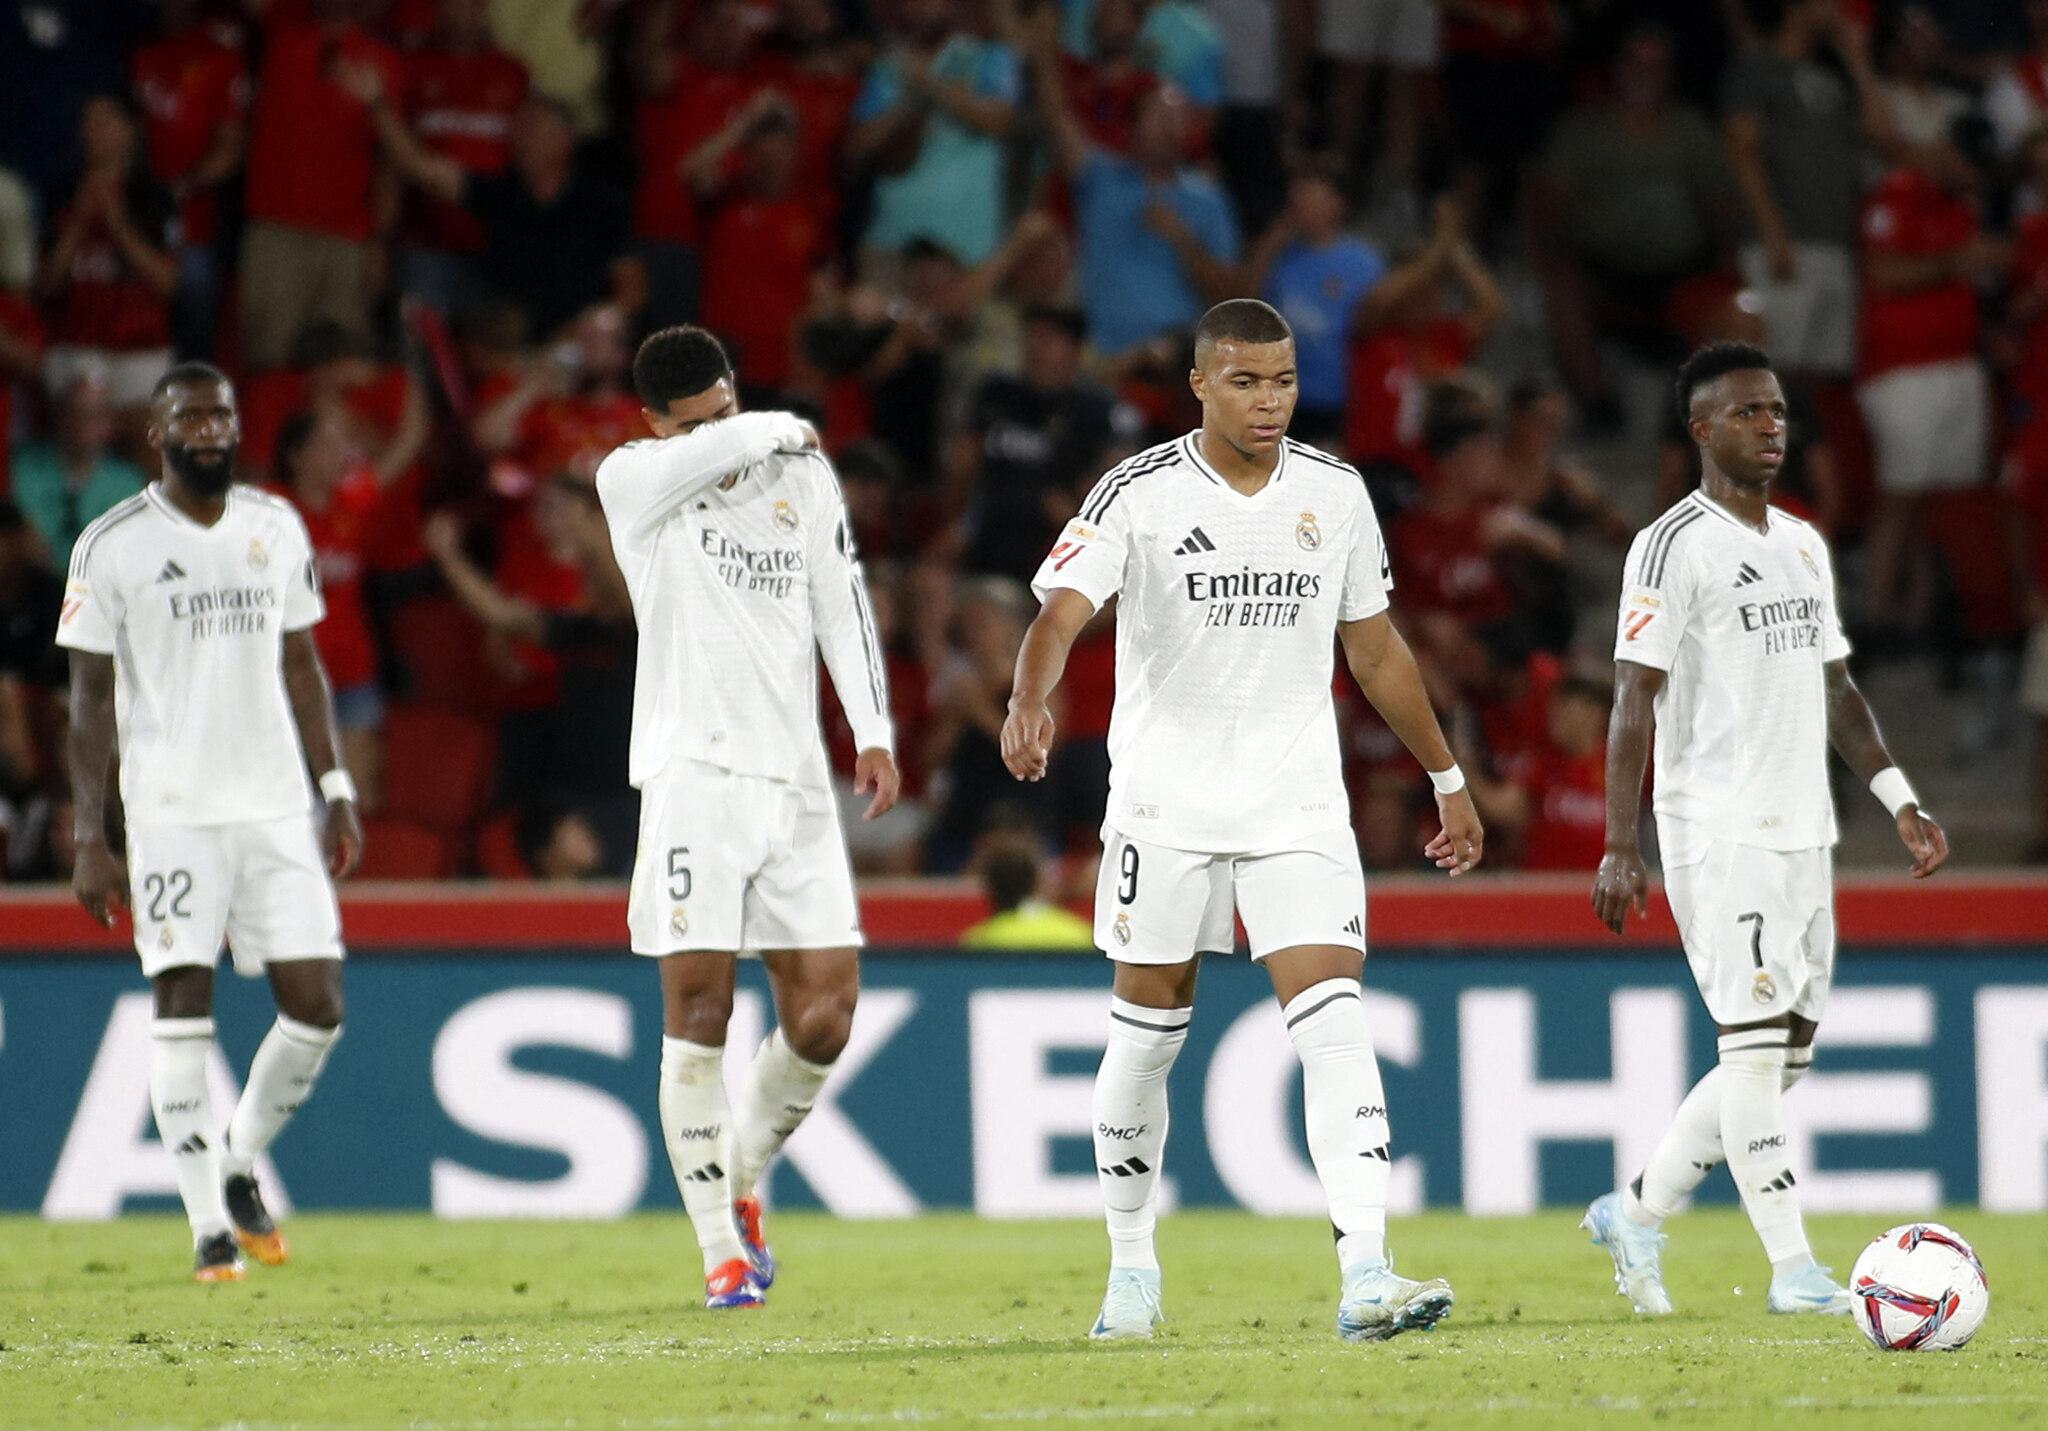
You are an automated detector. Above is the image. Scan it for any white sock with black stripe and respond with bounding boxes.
[1283,978,1390,1272]
[1716,1031,1812,1270]
[151,1018,231,1244]
[1094,997,1191,1272]
[659,1036,747,1275]
[1626,1046,1817,1226]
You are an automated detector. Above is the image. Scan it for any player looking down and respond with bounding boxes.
[61,362,363,1283]
[1586,341,1950,1316]
[1003,299,1483,1343]
[595,326,899,1312]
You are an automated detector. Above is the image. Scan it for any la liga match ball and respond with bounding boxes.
[1849,1223,1990,1352]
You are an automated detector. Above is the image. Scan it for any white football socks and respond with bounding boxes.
[222,1015,341,1178]
[1283,979,1390,1273]
[1716,1037,1812,1269]
[150,1018,230,1244]
[1625,1047,1815,1227]
[730,1028,834,1200]
[1093,997,1190,1272]
[658,1036,746,1274]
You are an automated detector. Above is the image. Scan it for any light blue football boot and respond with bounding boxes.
[1089,1267,1164,1340]
[1768,1260,1852,1315]
[1582,1191,1674,1315]
[1335,1257,1454,1343]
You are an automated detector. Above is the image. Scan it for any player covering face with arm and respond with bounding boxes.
[594,326,899,1312]
[1584,342,1948,1320]
[63,364,360,1283]
[1002,300,1480,1344]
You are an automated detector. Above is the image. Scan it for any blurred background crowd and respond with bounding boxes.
[0,0,2044,899]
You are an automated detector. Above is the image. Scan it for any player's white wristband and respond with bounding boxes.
[1427,764,1467,796]
[1869,767,1920,817]
[319,769,358,805]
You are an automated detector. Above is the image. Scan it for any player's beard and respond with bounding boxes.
[165,440,238,497]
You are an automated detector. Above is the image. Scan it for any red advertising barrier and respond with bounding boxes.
[2,872,2044,952]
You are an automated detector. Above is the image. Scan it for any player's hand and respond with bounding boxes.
[781,419,822,454]
[1591,846,1648,935]
[854,747,901,821]
[72,838,128,930]
[1425,788,1484,876]
[325,799,365,880]
[1898,806,1949,879]
[1001,699,1055,781]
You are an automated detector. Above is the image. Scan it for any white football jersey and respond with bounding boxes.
[596,412,893,793]
[1032,434,1391,854]
[57,483,325,826]
[1613,489,1851,865]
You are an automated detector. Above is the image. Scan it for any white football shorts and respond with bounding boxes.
[628,760,862,956]
[127,814,344,977]
[1094,824,1368,965]
[1665,840,1835,1027]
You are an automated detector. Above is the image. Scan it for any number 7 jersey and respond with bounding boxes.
[1032,435,1392,854]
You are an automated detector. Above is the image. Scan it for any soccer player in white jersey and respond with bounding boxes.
[59,363,364,1283]
[1002,300,1485,1343]
[595,327,900,1312]
[1587,342,1950,1316]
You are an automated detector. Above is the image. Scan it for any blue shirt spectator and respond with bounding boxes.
[1249,170,1384,414]
[1075,149,1239,356]
[852,30,1021,265]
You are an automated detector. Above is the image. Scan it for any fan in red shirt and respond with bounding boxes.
[1854,156,2007,634]
[238,0,404,370]
[1344,199,1507,470]
[35,97,180,434]
[398,0,529,310]
[130,3,248,358]
[1474,674,1610,871]
[772,0,862,217]
[1059,0,1158,154]
[473,303,643,492]
[694,101,829,395]
[1389,409,1520,640]
[630,0,785,326]
[273,406,386,806]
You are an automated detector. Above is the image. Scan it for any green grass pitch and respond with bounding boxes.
[4,1210,2044,1428]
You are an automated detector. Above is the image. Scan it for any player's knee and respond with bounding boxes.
[276,972,345,1029]
[1716,1032,1788,1080]
[784,985,856,1065]
[666,985,735,1043]
[153,968,212,1019]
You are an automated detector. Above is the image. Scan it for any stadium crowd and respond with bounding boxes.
[0,0,2044,889]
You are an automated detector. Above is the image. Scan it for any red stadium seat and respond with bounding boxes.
[389,594,497,715]
[474,810,532,881]
[379,706,498,835]
[353,818,452,879]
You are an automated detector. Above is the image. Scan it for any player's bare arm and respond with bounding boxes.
[65,649,126,928]
[1002,587,1094,782]
[283,629,363,880]
[1337,612,1483,875]
[1824,659,1949,879]
[1592,659,1661,934]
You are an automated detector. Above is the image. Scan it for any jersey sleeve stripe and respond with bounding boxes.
[1284,440,1362,478]
[1079,445,1177,523]
[1643,508,1704,587]
[67,494,151,580]
[849,568,888,715]
[1631,506,1689,584]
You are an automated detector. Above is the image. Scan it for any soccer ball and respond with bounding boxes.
[1849,1223,1989,1352]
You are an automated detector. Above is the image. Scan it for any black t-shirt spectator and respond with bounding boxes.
[961,375,1126,579]
[467,172,628,339]
[0,561,64,688]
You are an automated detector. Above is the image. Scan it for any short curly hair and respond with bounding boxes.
[1674,341,1774,419]
[632,325,733,410]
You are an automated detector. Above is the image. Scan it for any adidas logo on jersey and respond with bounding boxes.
[1172,527,1218,556]
[156,560,187,583]
[1343,914,1363,938]
[1732,563,1762,588]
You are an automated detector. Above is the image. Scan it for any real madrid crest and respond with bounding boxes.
[773,500,799,533]
[158,925,175,952]
[669,908,689,939]
[1112,912,1132,946]
[1751,971,1777,1005]
[1295,511,1321,551]
[1799,547,1819,579]
[247,537,269,570]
